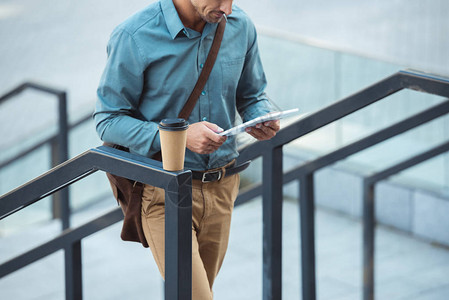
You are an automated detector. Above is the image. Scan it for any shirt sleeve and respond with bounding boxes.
[236,22,275,122]
[94,29,161,157]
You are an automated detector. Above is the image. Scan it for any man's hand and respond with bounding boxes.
[186,121,227,154]
[245,120,280,141]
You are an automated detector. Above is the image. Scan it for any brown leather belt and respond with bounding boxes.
[191,160,251,183]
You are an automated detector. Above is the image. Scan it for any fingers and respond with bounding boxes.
[264,120,280,132]
[186,122,227,154]
[246,126,269,140]
[198,136,226,154]
[205,132,227,153]
[185,117,280,154]
[203,121,224,134]
[202,122,226,144]
[245,119,280,141]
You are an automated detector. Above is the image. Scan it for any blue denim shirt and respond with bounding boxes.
[94,0,273,170]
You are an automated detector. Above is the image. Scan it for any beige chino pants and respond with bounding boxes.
[141,165,240,300]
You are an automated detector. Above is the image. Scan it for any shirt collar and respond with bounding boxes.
[161,0,186,39]
[161,0,218,40]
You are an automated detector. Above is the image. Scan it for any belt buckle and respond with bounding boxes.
[201,170,222,183]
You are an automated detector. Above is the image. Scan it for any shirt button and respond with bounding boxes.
[200,63,204,68]
[201,91,206,96]
[202,117,207,121]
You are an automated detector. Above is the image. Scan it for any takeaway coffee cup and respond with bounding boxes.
[158,118,189,171]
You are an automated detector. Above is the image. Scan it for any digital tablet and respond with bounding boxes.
[219,108,300,136]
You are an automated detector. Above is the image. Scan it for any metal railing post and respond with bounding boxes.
[55,91,80,300]
[262,146,283,300]
[48,90,70,230]
[362,180,375,300]
[361,140,449,300]
[65,241,83,300]
[1,146,194,300]
[0,83,71,228]
[57,91,70,230]
[299,173,317,300]
[165,172,193,300]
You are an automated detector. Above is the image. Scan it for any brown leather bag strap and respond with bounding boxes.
[151,17,226,161]
[178,17,227,120]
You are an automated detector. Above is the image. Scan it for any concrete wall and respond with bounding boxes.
[259,149,449,247]
[240,143,449,247]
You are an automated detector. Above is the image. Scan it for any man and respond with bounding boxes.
[94,0,279,298]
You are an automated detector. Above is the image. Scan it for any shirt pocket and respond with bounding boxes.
[221,57,245,98]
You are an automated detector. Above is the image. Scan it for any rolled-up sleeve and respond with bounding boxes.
[94,29,161,157]
[236,24,274,122]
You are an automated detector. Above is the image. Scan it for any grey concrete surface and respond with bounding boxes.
[238,0,449,77]
[2,197,449,299]
[1,0,449,299]
[2,0,448,149]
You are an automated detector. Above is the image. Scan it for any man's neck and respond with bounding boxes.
[172,0,206,32]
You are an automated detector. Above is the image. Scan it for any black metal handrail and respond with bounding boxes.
[235,69,449,300]
[0,82,70,229]
[235,98,449,206]
[2,70,449,300]
[0,207,123,278]
[362,140,449,299]
[0,146,193,300]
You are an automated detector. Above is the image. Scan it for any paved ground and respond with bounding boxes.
[1,196,449,299]
[1,1,449,299]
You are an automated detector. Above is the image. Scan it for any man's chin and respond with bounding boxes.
[204,13,224,23]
